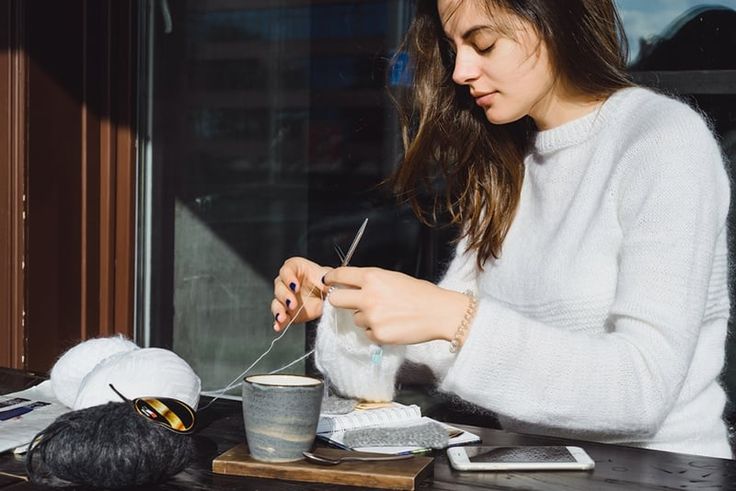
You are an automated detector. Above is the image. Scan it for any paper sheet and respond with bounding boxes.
[0,381,70,454]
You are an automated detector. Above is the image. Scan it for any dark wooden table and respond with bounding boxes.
[2,367,736,490]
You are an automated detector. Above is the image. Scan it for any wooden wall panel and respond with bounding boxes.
[25,1,85,371]
[19,0,137,373]
[79,0,137,340]
[0,0,25,369]
[107,1,137,337]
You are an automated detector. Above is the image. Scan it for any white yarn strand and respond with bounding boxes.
[200,219,368,411]
[269,349,315,374]
[198,286,317,411]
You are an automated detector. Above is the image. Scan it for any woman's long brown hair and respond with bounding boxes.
[390,0,633,269]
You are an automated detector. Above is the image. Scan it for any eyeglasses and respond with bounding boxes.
[109,384,195,434]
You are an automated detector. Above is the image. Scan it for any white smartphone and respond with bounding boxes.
[447,445,595,471]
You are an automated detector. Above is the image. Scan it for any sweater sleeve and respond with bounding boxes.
[404,236,480,376]
[439,108,730,439]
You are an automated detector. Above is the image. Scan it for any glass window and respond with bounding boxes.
[616,0,736,67]
[615,0,736,173]
[138,0,453,392]
[138,1,736,401]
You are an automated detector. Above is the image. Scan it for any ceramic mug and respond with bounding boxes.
[242,374,324,462]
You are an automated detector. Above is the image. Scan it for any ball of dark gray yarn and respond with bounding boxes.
[26,401,194,488]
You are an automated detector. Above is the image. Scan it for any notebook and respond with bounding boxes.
[317,402,480,455]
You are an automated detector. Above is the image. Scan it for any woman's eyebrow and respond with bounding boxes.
[461,25,496,41]
[443,25,496,45]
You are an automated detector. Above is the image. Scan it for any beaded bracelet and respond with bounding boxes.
[449,290,478,353]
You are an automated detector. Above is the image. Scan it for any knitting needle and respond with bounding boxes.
[326,218,367,297]
[340,218,368,267]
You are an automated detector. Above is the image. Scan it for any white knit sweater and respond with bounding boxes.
[315,87,732,459]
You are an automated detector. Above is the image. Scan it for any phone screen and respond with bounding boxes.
[466,446,577,464]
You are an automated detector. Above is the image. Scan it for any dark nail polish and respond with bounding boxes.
[286,299,291,308]
[289,282,296,292]
[274,313,280,321]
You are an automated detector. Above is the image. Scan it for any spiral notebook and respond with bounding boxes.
[317,402,480,455]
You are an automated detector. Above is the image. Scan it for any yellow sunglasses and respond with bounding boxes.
[109,384,196,434]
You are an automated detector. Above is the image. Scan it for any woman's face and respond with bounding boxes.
[438,0,559,127]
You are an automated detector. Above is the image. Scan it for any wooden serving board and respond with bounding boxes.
[212,444,434,490]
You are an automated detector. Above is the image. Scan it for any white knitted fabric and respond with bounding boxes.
[315,87,732,458]
[316,302,406,402]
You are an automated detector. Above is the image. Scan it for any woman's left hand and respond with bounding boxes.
[323,266,470,345]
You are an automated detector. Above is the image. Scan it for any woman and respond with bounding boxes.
[271,0,732,458]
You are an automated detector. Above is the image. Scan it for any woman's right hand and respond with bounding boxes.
[272,257,332,332]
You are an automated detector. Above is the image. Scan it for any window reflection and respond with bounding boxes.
[616,0,736,65]
[145,1,736,394]
[148,1,430,390]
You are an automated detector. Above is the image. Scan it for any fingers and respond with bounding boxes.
[348,309,374,340]
[273,275,304,311]
[323,266,374,289]
[278,258,306,294]
[272,280,297,330]
[326,286,363,310]
[272,280,317,332]
[323,266,386,314]
[352,310,368,328]
[274,262,400,340]
[279,257,332,295]
[272,257,334,332]
[271,297,290,331]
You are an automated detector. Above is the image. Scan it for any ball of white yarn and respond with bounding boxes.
[50,336,140,408]
[73,348,201,410]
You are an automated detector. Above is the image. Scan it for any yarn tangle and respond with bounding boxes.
[26,402,194,488]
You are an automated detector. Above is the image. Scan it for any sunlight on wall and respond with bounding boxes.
[172,201,306,391]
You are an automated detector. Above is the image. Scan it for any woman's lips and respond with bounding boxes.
[474,91,498,107]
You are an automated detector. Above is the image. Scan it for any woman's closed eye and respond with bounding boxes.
[472,34,498,54]
[475,43,495,54]
[468,29,499,55]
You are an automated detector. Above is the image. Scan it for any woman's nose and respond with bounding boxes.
[452,49,480,85]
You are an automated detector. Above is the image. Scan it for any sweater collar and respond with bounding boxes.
[532,87,635,155]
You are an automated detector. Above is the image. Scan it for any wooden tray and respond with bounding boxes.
[212,444,434,490]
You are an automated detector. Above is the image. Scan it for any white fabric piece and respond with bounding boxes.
[315,301,406,402]
[315,87,732,458]
[73,347,201,410]
[50,335,139,408]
